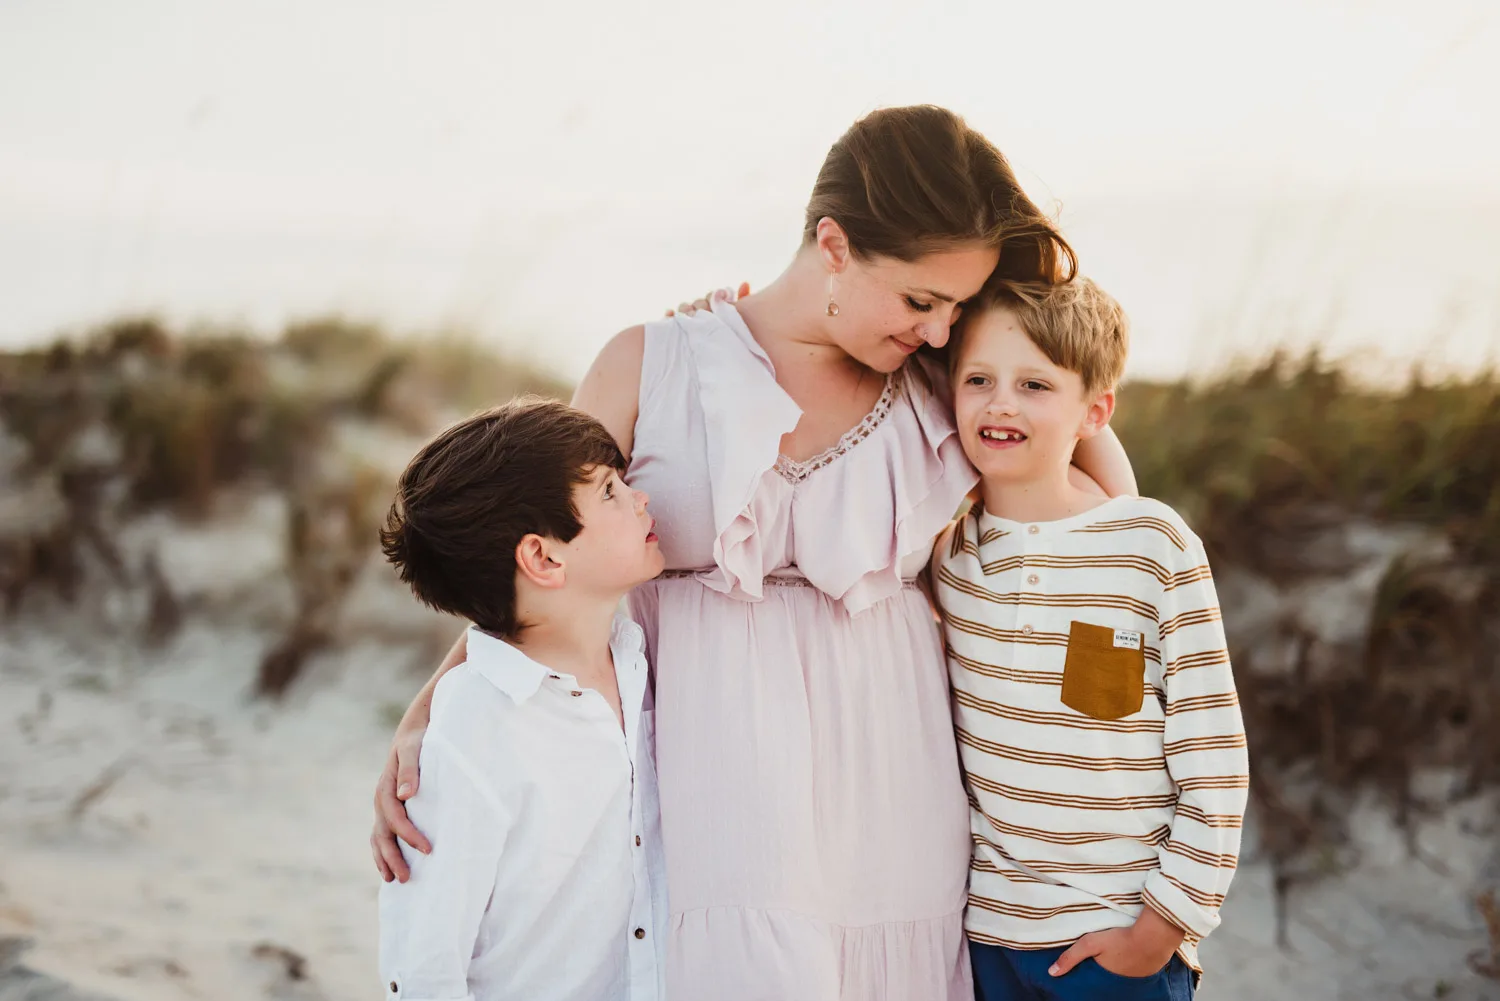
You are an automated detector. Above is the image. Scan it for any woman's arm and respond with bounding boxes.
[372,627,468,881]
[371,325,651,883]
[1073,425,1137,498]
[571,325,645,459]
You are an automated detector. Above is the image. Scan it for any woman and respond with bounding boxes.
[372,105,1134,999]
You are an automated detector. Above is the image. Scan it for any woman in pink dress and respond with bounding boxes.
[372,105,1133,999]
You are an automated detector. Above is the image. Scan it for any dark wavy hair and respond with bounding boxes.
[379,397,624,638]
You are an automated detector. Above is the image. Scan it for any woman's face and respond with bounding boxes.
[829,243,999,373]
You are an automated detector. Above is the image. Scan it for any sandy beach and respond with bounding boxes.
[5,603,1497,1001]
[4,3,1497,996]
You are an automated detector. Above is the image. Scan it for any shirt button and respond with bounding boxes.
[1021,624,1034,635]
[1026,573,1040,586]
[549,674,561,680]
[571,690,583,697]
[388,982,398,994]
[634,928,646,939]
[1027,524,1040,535]
[635,835,642,847]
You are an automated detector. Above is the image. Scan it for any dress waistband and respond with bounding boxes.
[655,568,922,591]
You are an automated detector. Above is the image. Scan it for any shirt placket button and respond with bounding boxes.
[1022,525,1040,641]
[634,928,646,939]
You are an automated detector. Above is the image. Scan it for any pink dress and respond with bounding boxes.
[625,299,979,1000]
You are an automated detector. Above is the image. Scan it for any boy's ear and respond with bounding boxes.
[1077,388,1116,440]
[514,533,566,590]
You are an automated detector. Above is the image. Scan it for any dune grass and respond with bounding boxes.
[3,323,1497,896]
[0,316,569,690]
[1115,354,1500,910]
[0,316,568,515]
[1116,352,1500,568]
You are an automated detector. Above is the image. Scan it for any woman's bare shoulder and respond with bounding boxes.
[572,325,646,460]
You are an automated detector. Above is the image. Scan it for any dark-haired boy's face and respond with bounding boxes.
[554,466,663,594]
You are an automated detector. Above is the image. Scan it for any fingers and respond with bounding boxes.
[372,769,397,878]
[374,824,413,882]
[394,736,421,801]
[378,752,432,856]
[1049,934,1101,977]
[669,285,749,317]
[373,798,417,882]
[371,831,396,882]
[379,785,432,856]
[371,770,412,880]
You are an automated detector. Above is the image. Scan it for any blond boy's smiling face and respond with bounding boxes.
[953,306,1115,488]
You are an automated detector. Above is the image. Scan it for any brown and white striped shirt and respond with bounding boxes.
[934,496,1247,972]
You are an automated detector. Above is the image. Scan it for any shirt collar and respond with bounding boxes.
[976,495,1135,539]
[465,615,646,704]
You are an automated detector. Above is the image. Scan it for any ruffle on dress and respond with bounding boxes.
[683,300,978,616]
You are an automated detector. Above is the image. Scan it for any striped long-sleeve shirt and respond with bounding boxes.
[934,495,1248,972]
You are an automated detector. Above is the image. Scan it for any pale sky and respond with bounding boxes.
[2,0,1497,378]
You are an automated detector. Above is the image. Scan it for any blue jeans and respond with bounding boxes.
[970,941,1196,1001]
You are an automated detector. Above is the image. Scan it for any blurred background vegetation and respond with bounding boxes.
[1116,357,1500,937]
[0,318,566,696]
[2,317,1497,962]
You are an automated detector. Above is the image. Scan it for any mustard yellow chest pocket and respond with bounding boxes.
[1060,621,1147,720]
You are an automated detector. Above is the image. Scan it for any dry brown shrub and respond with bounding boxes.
[1116,354,1500,918]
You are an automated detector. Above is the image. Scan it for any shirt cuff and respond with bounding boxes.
[1141,870,1222,941]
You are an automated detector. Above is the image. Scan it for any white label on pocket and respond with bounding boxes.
[1113,628,1143,650]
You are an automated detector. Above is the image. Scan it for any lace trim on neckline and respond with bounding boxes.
[772,373,897,484]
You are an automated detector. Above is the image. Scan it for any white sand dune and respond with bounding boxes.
[2,620,409,1001]
[3,492,1497,1001]
[5,616,1497,1001]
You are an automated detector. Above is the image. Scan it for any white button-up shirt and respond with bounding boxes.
[379,616,666,1001]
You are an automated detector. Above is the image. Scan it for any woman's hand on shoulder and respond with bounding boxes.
[665,282,750,317]
[372,724,432,882]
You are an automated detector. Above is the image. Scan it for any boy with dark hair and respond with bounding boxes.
[377,397,666,1001]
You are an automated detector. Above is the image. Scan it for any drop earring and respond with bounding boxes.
[826,272,840,317]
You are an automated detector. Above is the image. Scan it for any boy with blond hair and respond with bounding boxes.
[932,278,1247,1000]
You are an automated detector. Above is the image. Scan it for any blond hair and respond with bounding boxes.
[956,276,1129,395]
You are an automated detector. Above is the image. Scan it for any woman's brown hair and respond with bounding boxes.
[803,105,1076,287]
